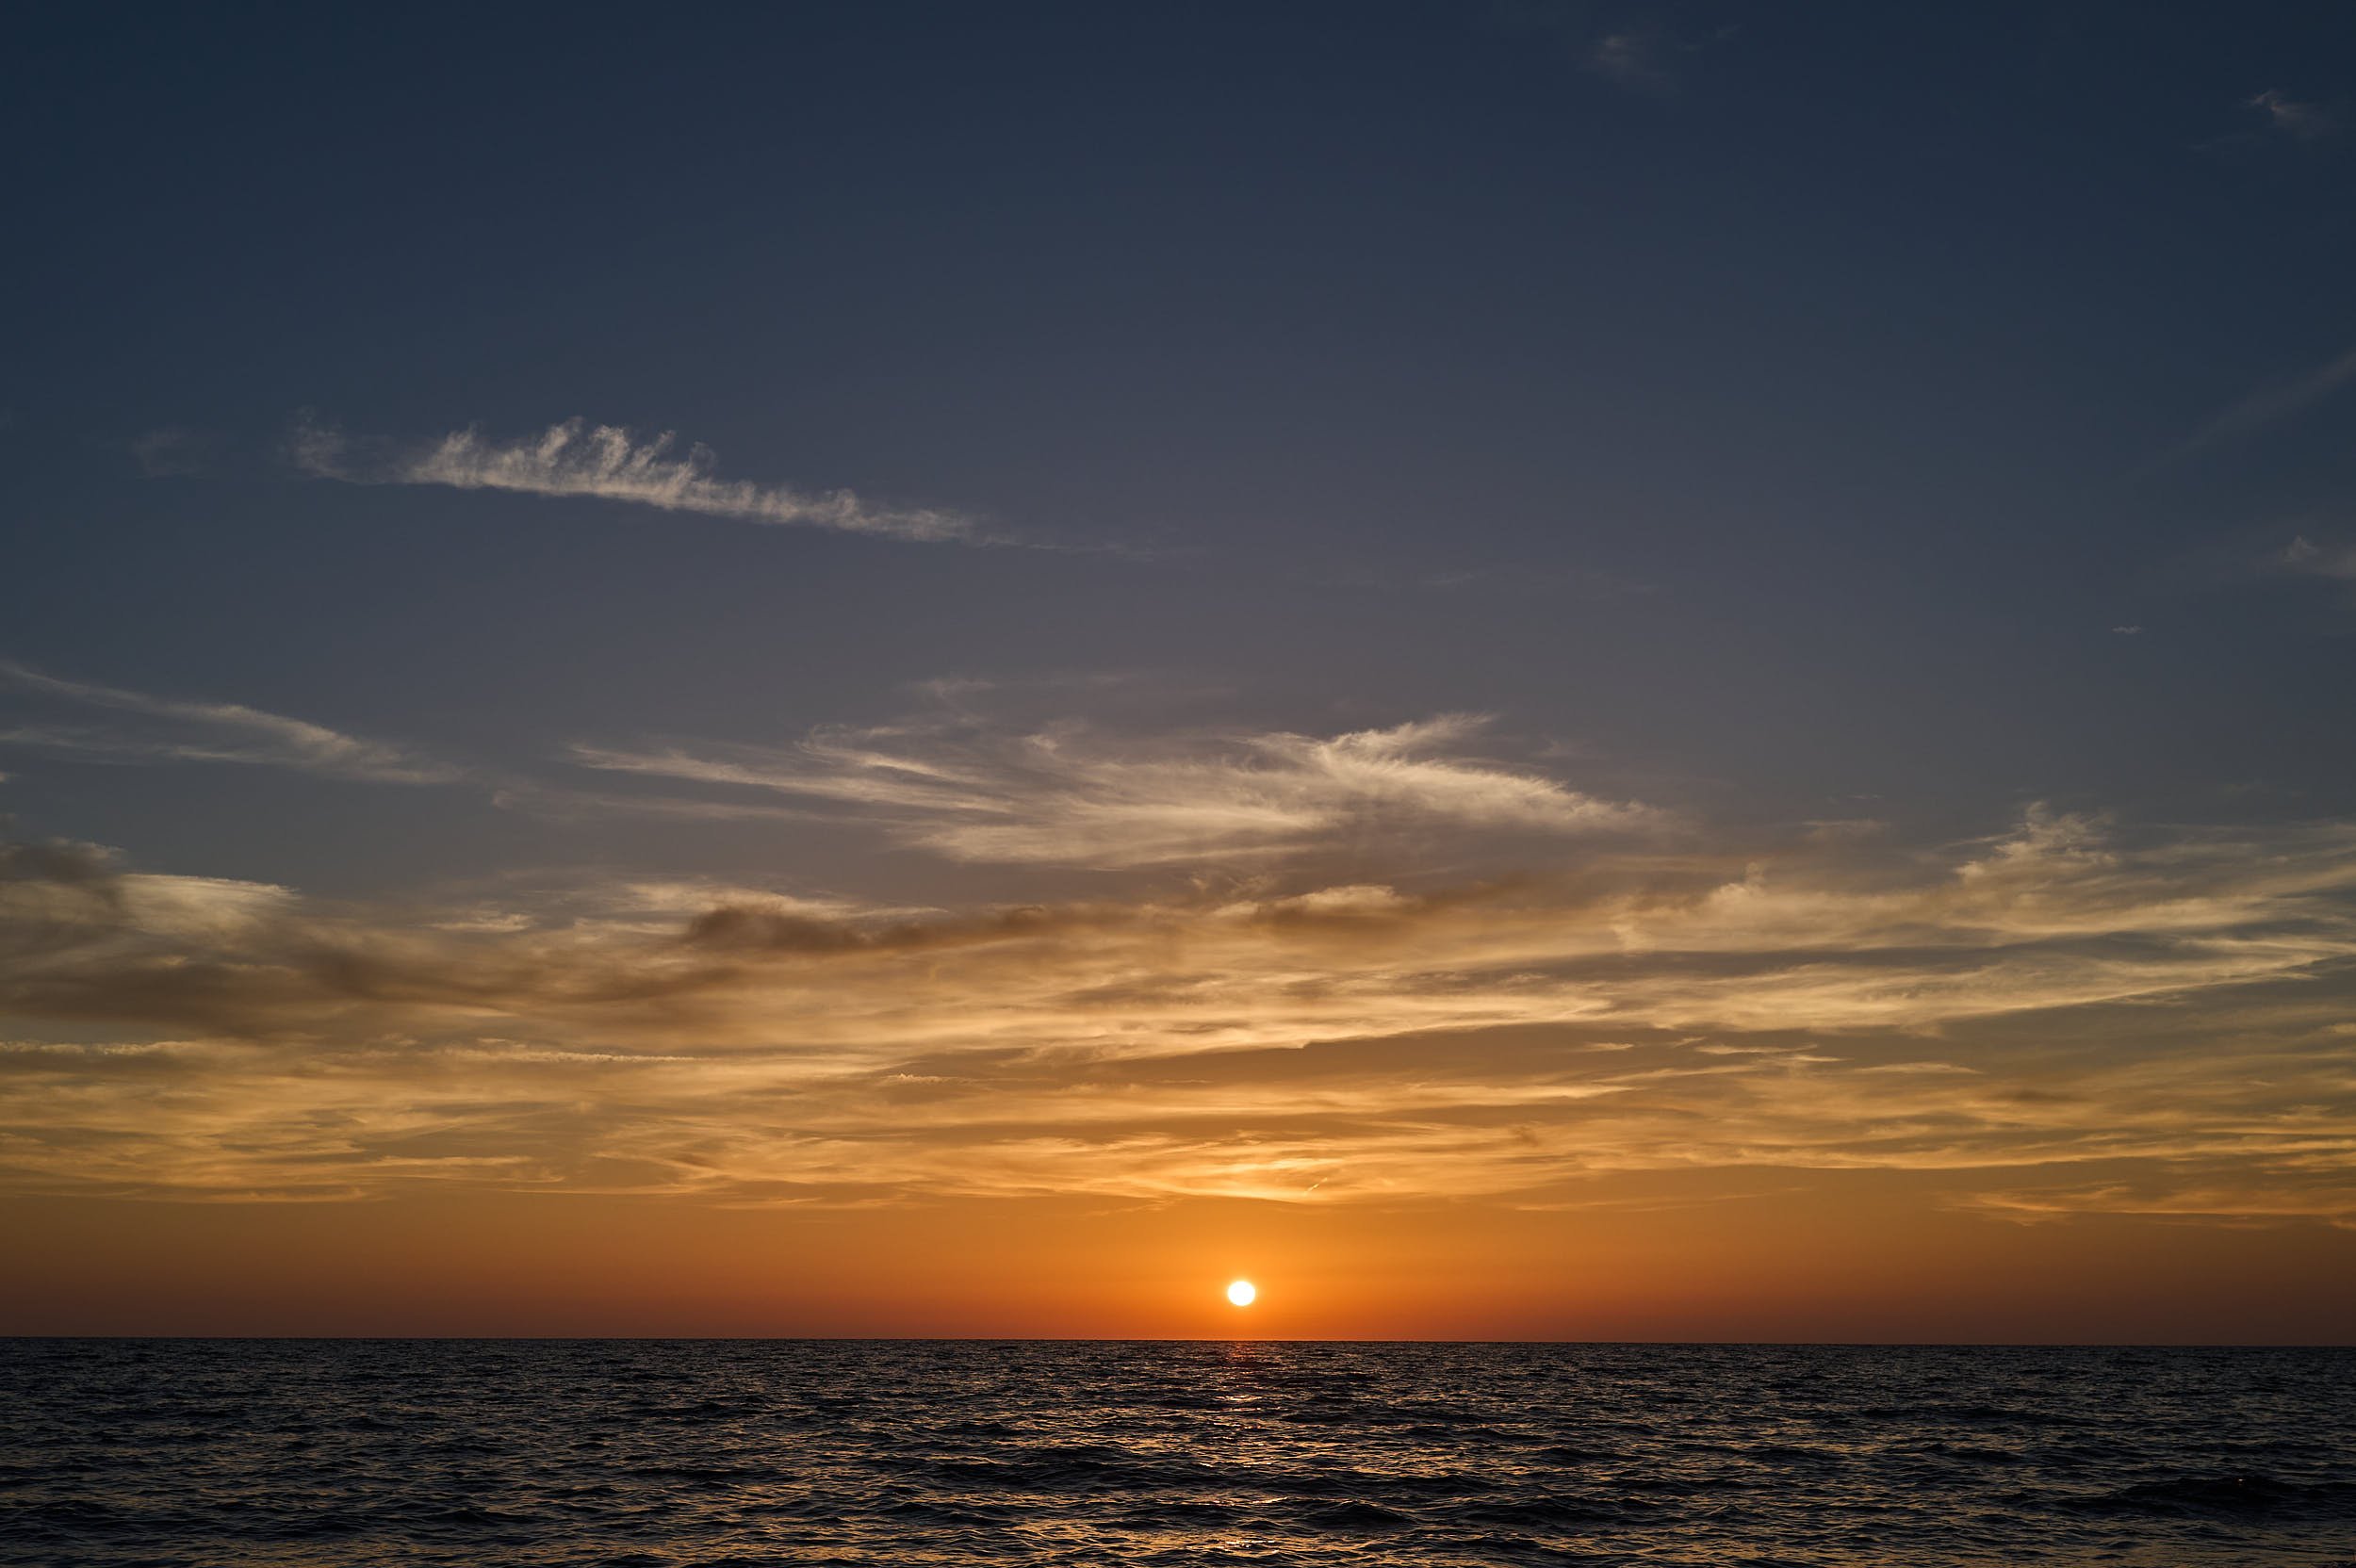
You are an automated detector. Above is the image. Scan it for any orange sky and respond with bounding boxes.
[8,1174,2352,1342]
[6,796,2356,1340]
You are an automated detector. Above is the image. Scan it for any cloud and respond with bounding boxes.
[292,416,977,544]
[487,779,822,825]
[1494,4,1730,92]
[125,426,213,478]
[1589,29,1660,83]
[4,806,2356,1211]
[2176,342,2356,456]
[567,712,1659,868]
[2282,534,2356,582]
[0,662,460,784]
[2250,89,2334,141]
[1584,23,1733,90]
[1960,1178,2356,1229]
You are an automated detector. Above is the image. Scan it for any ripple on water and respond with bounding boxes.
[1,1341,2353,1567]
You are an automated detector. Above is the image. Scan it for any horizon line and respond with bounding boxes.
[8,1334,2351,1349]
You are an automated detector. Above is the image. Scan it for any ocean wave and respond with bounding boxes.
[1,1341,2351,1567]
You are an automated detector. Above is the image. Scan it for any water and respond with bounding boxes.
[4,1341,2353,1566]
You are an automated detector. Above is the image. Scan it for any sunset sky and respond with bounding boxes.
[6,2,2356,1340]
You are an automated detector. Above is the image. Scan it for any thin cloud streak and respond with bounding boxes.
[292,416,978,544]
[0,662,460,784]
[569,713,1658,869]
[2176,342,2356,457]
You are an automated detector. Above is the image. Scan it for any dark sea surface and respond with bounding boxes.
[3,1341,2353,1567]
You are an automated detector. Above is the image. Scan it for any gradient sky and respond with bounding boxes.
[6,2,2356,1340]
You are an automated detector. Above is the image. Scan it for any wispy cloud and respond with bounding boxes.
[2281,534,2356,582]
[125,426,213,478]
[1588,29,1661,84]
[292,416,978,544]
[2250,88,2335,141]
[0,662,459,784]
[568,712,1658,868]
[2176,342,2356,457]
[4,808,2354,1210]
[1496,3,1731,93]
[1960,1177,2356,1230]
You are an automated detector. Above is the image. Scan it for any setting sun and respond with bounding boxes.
[11,8,2356,1567]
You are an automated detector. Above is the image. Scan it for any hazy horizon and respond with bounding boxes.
[13,1335,2353,1348]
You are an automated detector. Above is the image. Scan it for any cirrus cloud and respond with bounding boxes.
[291,415,978,544]
[0,662,461,785]
[567,712,1659,869]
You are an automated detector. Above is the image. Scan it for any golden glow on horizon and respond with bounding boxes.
[5,727,2356,1341]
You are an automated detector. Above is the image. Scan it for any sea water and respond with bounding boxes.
[4,1339,2352,1565]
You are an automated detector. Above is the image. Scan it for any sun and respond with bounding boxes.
[1226,1279,1256,1307]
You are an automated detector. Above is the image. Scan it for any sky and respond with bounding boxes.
[5,1,2356,1341]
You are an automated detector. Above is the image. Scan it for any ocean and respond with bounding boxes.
[3,1340,2351,1565]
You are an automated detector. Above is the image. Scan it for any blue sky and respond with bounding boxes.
[5,3,2356,1333]
[8,3,2355,887]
